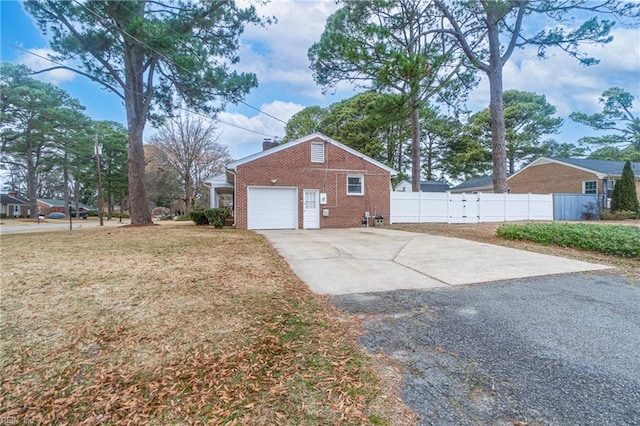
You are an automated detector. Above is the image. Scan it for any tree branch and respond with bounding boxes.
[501,2,527,63]
[432,0,490,72]
[50,3,127,89]
[143,59,158,115]
[30,66,125,100]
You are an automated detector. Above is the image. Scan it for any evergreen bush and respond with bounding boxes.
[190,210,209,225]
[204,207,230,229]
[599,210,637,220]
[610,161,639,215]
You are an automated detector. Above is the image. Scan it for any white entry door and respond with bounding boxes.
[303,189,320,229]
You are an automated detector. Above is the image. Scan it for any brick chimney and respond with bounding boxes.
[262,138,279,151]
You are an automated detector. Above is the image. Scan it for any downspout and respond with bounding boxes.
[229,169,237,227]
[203,180,213,208]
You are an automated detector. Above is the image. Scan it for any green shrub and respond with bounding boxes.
[189,210,209,225]
[175,214,192,222]
[599,210,638,220]
[611,161,640,213]
[497,223,640,258]
[204,207,230,229]
[0,213,6,219]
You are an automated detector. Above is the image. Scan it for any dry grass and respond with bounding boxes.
[1,224,413,425]
[387,221,640,281]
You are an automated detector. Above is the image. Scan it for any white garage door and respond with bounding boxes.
[247,186,298,230]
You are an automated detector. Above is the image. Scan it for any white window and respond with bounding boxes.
[311,142,324,163]
[347,175,364,195]
[583,180,597,194]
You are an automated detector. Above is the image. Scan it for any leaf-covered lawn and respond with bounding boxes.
[497,223,640,258]
[1,225,402,424]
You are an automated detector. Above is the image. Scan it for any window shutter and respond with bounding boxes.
[311,142,324,163]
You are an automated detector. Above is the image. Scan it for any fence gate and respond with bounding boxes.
[553,193,605,221]
[448,193,480,223]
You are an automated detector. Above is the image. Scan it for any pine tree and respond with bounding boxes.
[610,161,639,214]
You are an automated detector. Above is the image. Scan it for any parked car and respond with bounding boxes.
[47,212,65,219]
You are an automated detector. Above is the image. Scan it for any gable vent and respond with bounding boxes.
[311,142,325,163]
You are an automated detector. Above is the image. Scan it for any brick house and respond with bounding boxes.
[508,157,640,201]
[207,133,397,229]
[0,192,29,218]
[37,199,96,216]
[450,158,640,202]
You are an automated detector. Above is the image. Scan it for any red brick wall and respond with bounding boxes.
[508,163,602,194]
[234,137,392,229]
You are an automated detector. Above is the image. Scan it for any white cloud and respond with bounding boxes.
[18,48,77,84]
[466,26,640,138]
[217,100,305,159]
[237,0,342,100]
[228,2,640,148]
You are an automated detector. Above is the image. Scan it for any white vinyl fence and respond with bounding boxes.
[390,192,553,224]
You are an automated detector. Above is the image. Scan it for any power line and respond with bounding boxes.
[4,43,278,139]
[237,100,287,124]
[177,105,276,138]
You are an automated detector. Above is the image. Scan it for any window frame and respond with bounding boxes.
[346,175,364,196]
[582,180,597,194]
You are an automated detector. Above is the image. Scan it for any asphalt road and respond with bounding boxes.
[333,273,640,425]
[0,219,129,234]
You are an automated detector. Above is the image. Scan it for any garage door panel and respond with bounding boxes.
[247,187,298,230]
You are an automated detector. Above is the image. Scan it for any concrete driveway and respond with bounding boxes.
[259,228,610,295]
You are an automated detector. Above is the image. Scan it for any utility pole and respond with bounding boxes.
[95,136,104,226]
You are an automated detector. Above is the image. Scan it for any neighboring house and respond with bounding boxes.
[450,176,494,193]
[208,133,398,230]
[450,157,640,201]
[508,157,640,201]
[395,180,450,192]
[0,192,29,218]
[37,199,96,215]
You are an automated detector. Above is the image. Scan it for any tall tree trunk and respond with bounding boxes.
[63,152,72,217]
[27,155,37,219]
[120,188,126,216]
[486,23,508,193]
[74,179,80,215]
[26,131,38,218]
[410,100,421,192]
[124,43,153,225]
[184,176,191,214]
[126,123,151,224]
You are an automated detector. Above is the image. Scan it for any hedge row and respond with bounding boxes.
[496,223,640,258]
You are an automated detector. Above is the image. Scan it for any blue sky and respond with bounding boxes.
[1,0,639,162]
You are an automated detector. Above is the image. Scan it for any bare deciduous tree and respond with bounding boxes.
[150,115,231,213]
